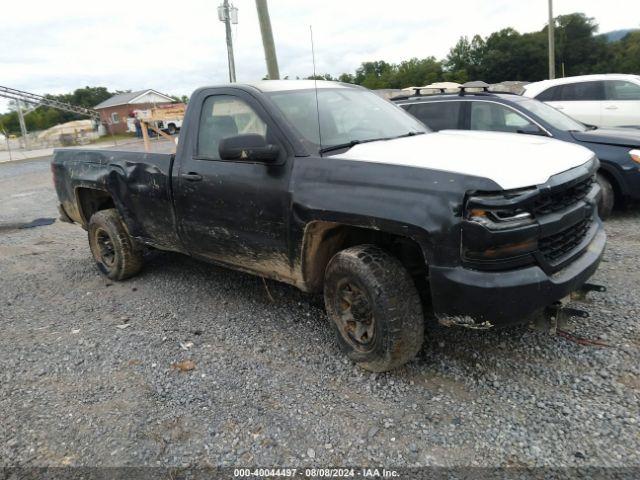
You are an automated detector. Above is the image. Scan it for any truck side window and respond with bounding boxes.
[470,102,536,133]
[197,95,268,159]
[403,102,461,131]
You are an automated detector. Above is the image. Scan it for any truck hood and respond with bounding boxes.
[333,130,595,190]
[570,127,640,148]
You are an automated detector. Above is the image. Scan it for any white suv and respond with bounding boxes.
[523,74,640,129]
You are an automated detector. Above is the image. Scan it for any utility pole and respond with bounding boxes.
[548,0,556,79]
[255,0,280,80]
[16,100,29,150]
[218,0,237,82]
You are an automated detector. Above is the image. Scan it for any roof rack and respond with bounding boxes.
[412,86,446,95]
[391,81,524,102]
[458,81,490,95]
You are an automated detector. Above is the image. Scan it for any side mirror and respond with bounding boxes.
[517,124,547,136]
[218,134,280,162]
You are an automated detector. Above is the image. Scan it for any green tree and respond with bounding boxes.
[170,94,190,104]
[66,86,113,109]
[354,61,396,89]
[337,73,355,84]
[480,28,547,82]
[553,13,608,76]
[305,73,336,81]
[395,57,444,87]
[609,31,640,73]
[445,35,486,80]
[0,111,19,135]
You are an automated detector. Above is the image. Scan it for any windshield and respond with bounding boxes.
[518,98,588,132]
[267,88,428,152]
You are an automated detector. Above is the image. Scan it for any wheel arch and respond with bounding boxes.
[300,220,430,293]
[597,164,624,203]
[75,186,116,227]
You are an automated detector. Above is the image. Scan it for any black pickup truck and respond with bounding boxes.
[53,80,606,371]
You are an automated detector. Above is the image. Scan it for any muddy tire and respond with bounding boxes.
[88,209,142,280]
[324,244,424,372]
[596,173,614,220]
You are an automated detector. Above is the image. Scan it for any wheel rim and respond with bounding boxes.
[334,280,375,352]
[95,228,116,268]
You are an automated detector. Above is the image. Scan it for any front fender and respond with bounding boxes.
[289,156,501,268]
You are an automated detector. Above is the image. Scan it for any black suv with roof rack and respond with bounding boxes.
[394,83,640,219]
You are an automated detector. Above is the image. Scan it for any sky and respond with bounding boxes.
[1,0,639,113]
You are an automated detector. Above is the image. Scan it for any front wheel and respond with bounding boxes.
[167,124,177,135]
[88,209,143,280]
[596,173,614,220]
[324,245,424,372]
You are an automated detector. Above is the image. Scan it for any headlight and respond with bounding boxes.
[465,190,536,231]
[630,149,640,164]
[462,190,538,264]
[467,207,533,230]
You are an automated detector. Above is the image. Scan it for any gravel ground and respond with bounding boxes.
[1,157,639,469]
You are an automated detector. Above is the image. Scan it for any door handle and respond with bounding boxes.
[181,172,203,182]
[605,106,618,110]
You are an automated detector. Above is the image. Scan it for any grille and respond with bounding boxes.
[539,217,593,264]
[533,176,594,215]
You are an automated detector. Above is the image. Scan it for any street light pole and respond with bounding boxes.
[548,0,556,80]
[219,0,237,82]
[255,0,280,80]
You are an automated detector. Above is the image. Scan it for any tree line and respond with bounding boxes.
[309,13,639,88]
[1,12,638,135]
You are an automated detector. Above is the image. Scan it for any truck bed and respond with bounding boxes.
[52,148,183,251]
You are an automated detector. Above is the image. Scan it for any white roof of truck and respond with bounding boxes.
[246,80,355,92]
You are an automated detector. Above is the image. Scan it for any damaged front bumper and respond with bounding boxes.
[429,226,606,329]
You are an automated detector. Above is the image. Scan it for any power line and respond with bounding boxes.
[0,85,99,119]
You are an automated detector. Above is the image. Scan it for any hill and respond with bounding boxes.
[603,29,639,42]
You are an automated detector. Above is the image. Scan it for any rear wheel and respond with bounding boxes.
[167,124,177,135]
[88,209,143,280]
[324,245,424,372]
[596,173,614,220]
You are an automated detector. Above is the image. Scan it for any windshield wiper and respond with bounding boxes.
[393,131,426,139]
[318,131,425,155]
[319,137,386,154]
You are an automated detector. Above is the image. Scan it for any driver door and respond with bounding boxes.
[174,92,292,278]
